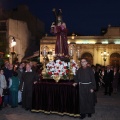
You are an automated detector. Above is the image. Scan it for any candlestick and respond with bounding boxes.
[43,49,46,56]
[77,50,80,58]
[70,48,73,56]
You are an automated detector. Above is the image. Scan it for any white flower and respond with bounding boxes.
[46,59,78,76]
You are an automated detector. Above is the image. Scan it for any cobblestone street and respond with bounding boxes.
[0,87,120,120]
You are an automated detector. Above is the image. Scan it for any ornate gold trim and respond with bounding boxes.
[31,109,80,117]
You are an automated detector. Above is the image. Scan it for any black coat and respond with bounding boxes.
[20,71,37,109]
[103,70,113,84]
[74,66,96,114]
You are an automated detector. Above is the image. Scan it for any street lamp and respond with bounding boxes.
[10,37,16,64]
[101,50,109,66]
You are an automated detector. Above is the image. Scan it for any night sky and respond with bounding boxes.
[1,0,120,35]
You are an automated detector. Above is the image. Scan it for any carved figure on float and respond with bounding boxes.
[44,9,79,82]
[50,8,69,61]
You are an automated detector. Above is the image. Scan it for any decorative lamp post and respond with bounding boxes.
[41,46,49,76]
[10,37,16,64]
[101,50,109,66]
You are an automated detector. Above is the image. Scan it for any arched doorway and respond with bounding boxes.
[81,52,93,65]
[110,53,120,67]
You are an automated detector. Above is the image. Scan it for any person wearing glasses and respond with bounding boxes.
[73,58,96,119]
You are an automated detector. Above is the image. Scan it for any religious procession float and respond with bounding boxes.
[41,9,79,82]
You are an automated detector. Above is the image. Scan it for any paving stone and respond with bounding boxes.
[0,86,120,120]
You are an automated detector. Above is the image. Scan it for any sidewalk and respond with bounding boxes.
[0,86,120,120]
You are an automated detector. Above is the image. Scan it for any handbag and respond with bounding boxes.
[3,88,9,95]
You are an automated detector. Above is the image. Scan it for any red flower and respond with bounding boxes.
[48,72,52,75]
[64,66,66,69]
[72,63,75,67]
[54,73,59,75]
[62,73,64,75]
[66,70,69,73]
[59,61,62,64]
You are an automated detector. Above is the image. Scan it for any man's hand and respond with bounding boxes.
[73,83,77,87]
[34,81,37,84]
[90,89,94,93]
[51,22,55,28]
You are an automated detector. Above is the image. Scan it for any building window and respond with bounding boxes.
[0,22,7,31]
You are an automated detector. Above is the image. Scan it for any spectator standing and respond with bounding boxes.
[9,72,19,108]
[3,61,10,107]
[7,64,14,105]
[95,67,100,91]
[99,66,105,87]
[19,63,38,110]
[16,63,24,104]
[3,61,9,86]
[112,67,119,94]
[0,69,7,109]
[103,65,113,96]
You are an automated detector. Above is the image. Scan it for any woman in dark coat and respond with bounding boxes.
[73,58,96,119]
[103,65,113,96]
[20,63,38,110]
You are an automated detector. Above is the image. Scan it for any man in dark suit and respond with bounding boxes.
[103,65,113,96]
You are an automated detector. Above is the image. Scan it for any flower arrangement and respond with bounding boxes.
[46,59,78,80]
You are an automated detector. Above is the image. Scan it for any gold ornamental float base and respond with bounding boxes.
[53,75,61,82]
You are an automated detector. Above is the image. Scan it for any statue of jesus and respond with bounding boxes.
[51,9,69,57]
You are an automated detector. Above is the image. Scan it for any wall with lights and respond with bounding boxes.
[40,35,120,66]
[7,19,30,63]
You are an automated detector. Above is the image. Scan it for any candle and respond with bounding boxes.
[70,48,73,56]
[77,50,80,58]
[52,50,55,56]
[43,48,46,56]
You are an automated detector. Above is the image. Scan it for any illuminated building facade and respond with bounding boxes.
[40,26,120,66]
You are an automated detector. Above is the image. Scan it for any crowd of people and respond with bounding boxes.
[0,59,120,120]
[0,61,42,110]
[92,64,120,95]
